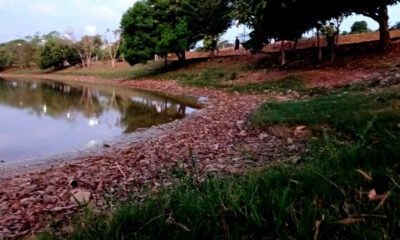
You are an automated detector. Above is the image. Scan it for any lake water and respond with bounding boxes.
[0,78,200,163]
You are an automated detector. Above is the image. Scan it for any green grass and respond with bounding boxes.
[252,89,400,136]
[171,67,304,94]
[37,86,400,239]
[56,61,168,80]
[232,75,304,94]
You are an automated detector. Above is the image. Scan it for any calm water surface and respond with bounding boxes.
[0,78,200,163]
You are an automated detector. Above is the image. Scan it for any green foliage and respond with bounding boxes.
[0,55,7,70]
[391,21,400,30]
[39,39,80,69]
[38,113,400,239]
[351,21,370,34]
[252,90,400,134]
[120,1,157,65]
[231,75,304,93]
[121,0,233,65]
[236,0,399,51]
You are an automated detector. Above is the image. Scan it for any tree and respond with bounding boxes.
[75,35,102,69]
[346,0,399,50]
[218,40,234,49]
[120,1,157,66]
[104,29,122,68]
[121,0,233,66]
[350,20,370,34]
[391,21,400,30]
[39,39,80,69]
[193,0,233,58]
[151,0,199,62]
[202,34,222,58]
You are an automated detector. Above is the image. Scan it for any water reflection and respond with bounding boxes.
[0,78,200,162]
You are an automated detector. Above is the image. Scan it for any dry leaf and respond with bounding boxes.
[368,189,377,200]
[335,218,364,225]
[374,191,390,211]
[356,169,373,181]
[70,189,91,204]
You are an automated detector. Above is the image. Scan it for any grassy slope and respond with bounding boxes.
[38,80,400,239]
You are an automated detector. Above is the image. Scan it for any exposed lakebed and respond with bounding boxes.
[0,78,201,164]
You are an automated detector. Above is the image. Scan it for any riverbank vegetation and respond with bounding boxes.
[36,77,400,239]
[2,0,400,238]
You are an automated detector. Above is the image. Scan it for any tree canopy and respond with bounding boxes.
[120,0,233,65]
[39,39,79,69]
[235,0,399,52]
[350,21,370,34]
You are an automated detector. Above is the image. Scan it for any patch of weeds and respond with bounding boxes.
[230,71,238,80]
[175,68,231,88]
[252,89,400,136]
[231,75,305,94]
[37,123,400,239]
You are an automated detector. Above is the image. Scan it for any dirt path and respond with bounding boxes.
[0,74,288,237]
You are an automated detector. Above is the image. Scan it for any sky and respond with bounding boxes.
[0,0,399,44]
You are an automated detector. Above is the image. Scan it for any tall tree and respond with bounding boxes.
[104,29,122,69]
[341,0,399,50]
[193,0,233,58]
[39,39,79,69]
[120,1,157,66]
[121,0,234,66]
[75,35,102,69]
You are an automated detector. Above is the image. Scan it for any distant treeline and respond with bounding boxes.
[1,0,400,70]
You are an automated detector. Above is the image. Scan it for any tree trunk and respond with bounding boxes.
[317,28,322,62]
[378,7,391,51]
[280,40,286,66]
[210,48,215,60]
[164,54,168,69]
[111,59,115,69]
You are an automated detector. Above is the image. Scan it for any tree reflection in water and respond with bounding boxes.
[0,78,200,162]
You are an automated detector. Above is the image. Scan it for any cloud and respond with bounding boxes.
[28,3,62,17]
[72,1,119,22]
[0,0,14,10]
[85,25,97,34]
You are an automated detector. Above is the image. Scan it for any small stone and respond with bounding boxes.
[287,138,294,144]
[44,195,59,204]
[70,189,91,204]
[291,91,300,98]
[103,144,111,148]
[238,130,247,136]
[236,120,245,126]
[294,126,308,137]
[380,77,392,86]
[45,185,57,194]
[259,133,268,140]
[288,145,298,152]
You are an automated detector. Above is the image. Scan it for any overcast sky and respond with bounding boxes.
[0,0,399,44]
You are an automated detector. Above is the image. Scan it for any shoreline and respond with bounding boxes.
[0,73,284,237]
[0,74,207,178]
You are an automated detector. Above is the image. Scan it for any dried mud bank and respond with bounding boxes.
[0,75,288,237]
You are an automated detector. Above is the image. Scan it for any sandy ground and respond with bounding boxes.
[0,74,292,237]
